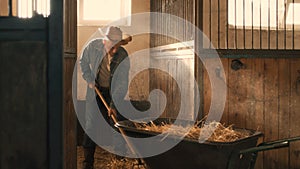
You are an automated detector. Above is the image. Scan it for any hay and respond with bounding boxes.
[108,158,146,169]
[77,146,147,169]
[135,120,251,142]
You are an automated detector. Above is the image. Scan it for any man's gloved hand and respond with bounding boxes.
[88,82,95,89]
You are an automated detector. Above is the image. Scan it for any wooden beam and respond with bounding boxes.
[47,0,64,168]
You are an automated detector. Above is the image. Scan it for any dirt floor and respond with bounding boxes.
[77,146,147,169]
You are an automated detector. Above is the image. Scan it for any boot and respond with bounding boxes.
[115,154,125,161]
[82,148,95,169]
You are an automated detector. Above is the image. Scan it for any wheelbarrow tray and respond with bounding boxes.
[116,118,263,169]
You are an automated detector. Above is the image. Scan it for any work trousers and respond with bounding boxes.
[83,87,126,150]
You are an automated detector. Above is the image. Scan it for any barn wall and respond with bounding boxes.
[149,42,195,119]
[202,0,300,168]
[63,0,77,168]
[151,0,300,169]
[203,57,300,169]
[150,0,196,118]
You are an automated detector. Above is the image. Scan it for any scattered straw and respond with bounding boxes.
[77,146,147,169]
[135,120,251,142]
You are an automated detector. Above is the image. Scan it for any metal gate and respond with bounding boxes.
[202,0,300,57]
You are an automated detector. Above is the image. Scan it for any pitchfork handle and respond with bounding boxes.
[94,86,139,157]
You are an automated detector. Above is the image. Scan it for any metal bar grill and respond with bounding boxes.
[268,0,270,49]
[209,0,212,49]
[276,0,278,49]
[9,0,12,16]
[1,0,50,18]
[243,0,246,48]
[218,0,220,48]
[235,0,237,49]
[284,1,287,49]
[259,0,262,49]
[227,0,229,49]
[203,0,300,51]
[251,1,254,49]
[292,0,295,49]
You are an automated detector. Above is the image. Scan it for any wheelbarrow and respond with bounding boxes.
[232,135,300,169]
[116,118,300,169]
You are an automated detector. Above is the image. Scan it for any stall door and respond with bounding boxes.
[150,41,195,120]
[0,0,63,169]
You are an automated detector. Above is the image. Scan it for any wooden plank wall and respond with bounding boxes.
[150,0,195,118]
[150,46,195,119]
[202,0,300,168]
[203,57,300,169]
[63,0,77,168]
[151,0,300,168]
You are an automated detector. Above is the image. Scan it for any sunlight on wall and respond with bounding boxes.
[18,0,33,18]
[83,0,120,20]
[286,3,300,25]
[78,0,131,26]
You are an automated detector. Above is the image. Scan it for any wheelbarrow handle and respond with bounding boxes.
[235,141,289,169]
[260,136,300,146]
[240,136,300,154]
[240,141,289,154]
[229,136,300,169]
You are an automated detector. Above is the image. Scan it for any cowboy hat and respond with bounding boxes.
[104,26,123,42]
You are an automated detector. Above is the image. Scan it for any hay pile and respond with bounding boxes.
[77,146,147,169]
[135,121,251,142]
[107,158,146,169]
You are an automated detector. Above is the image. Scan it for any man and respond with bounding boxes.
[79,26,130,169]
